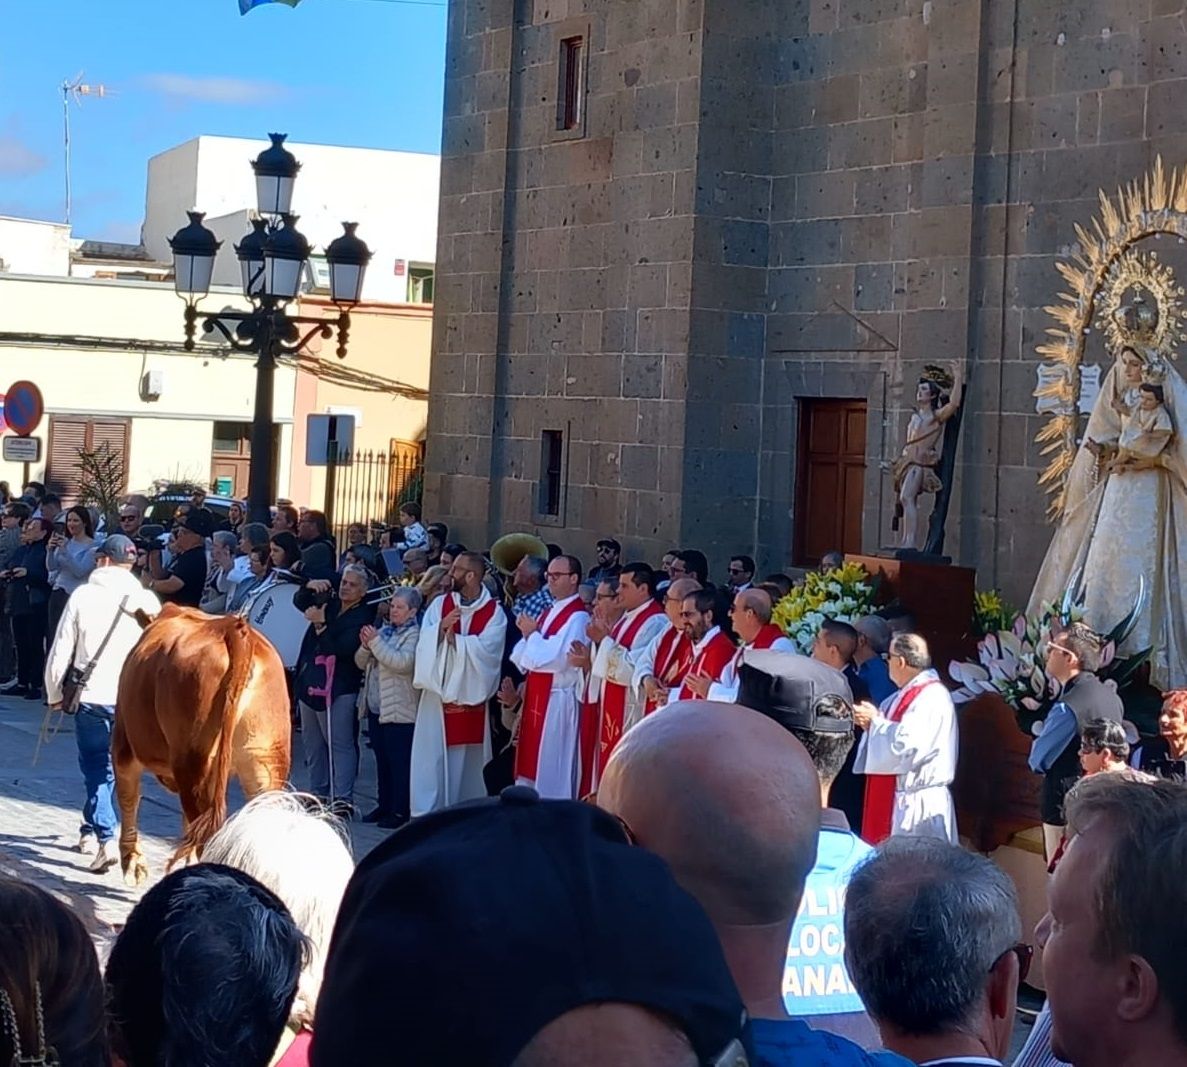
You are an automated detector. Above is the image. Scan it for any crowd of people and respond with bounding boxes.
[10,489,1187,1065]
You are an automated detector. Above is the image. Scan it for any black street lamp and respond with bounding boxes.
[169,133,372,525]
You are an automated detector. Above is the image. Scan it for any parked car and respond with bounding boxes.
[145,492,241,527]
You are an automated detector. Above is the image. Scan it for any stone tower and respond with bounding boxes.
[424,0,1186,602]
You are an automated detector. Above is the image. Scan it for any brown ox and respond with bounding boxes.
[113,603,291,885]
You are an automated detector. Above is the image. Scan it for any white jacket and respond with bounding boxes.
[44,566,161,707]
[355,621,420,725]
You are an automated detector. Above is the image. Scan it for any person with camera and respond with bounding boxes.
[295,563,371,817]
[145,508,213,607]
[47,505,97,640]
[3,516,52,700]
[44,535,161,873]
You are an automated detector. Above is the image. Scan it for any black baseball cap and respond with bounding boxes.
[737,649,855,734]
[596,537,621,552]
[312,788,749,1066]
[174,508,215,538]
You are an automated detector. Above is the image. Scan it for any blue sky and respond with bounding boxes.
[0,0,447,242]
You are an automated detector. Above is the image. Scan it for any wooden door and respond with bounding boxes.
[794,399,867,565]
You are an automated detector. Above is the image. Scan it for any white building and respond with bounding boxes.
[141,136,441,305]
[0,215,297,500]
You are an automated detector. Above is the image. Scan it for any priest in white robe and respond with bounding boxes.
[589,563,668,782]
[511,555,591,798]
[410,552,506,815]
[703,588,797,703]
[632,576,701,714]
[852,632,958,843]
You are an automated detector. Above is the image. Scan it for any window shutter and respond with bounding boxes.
[46,418,89,500]
[46,417,130,504]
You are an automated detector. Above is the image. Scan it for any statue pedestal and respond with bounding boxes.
[846,553,977,678]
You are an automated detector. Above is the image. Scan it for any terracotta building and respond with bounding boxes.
[422,0,1187,603]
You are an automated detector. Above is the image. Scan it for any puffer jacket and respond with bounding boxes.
[354,619,420,725]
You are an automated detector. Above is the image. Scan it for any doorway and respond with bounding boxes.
[793,398,868,565]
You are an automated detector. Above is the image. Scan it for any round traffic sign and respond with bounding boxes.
[4,381,43,437]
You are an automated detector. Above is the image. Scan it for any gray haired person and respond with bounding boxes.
[356,584,422,830]
[201,529,240,614]
[845,837,1026,1066]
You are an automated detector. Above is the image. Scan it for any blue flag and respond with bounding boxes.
[240,0,302,14]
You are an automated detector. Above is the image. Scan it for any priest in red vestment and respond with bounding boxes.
[633,577,701,715]
[410,551,506,814]
[701,588,798,702]
[511,555,591,798]
[589,563,669,786]
[676,589,737,701]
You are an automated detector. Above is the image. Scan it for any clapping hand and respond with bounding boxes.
[853,701,878,730]
[568,640,592,672]
[496,677,521,709]
[643,676,668,704]
[516,613,539,637]
[360,624,378,647]
[586,618,608,644]
[683,672,711,699]
[441,607,462,634]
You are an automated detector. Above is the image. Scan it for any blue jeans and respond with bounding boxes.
[75,704,117,843]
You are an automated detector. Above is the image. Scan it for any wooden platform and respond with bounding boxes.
[846,553,978,677]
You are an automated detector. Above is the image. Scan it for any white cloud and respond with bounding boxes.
[0,136,47,177]
[141,73,293,105]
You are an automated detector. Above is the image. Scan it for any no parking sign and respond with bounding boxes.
[3,381,43,437]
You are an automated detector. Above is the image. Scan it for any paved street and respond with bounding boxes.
[0,694,388,960]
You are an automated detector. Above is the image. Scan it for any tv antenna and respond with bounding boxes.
[61,73,113,225]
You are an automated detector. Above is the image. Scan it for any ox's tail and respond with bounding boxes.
[175,616,255,864]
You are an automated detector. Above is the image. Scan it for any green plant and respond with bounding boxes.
[972,589,1016,637]
[76,442,125,530]
[771,561,876,653]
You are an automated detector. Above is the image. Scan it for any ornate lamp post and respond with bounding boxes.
[169,133,372,524]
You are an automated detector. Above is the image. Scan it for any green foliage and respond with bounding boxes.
[75,442,125,530]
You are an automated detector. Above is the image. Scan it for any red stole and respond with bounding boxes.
[678,630,737,701]
[439,593,499,747]
[860,677,940,845]
[644,625,694,715]
[595,602,666,779]
[750,624,786,651]
[725,623,787,677]
[514,596,586,782]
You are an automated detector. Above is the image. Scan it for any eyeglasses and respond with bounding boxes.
[679,609,700,620]
[993,942,1033,985]
[545,570,573,579]
[727,566,746,575]
[595,591,616,600]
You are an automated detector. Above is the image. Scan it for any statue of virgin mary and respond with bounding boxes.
[1028,307,1187,690]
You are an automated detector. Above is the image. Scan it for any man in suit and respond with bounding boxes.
[844,837,1026,1066]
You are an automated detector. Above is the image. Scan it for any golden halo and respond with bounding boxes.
[1036,157,1187,521]
[1096,250,1185,357]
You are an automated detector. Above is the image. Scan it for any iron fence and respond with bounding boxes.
[329,447,423,547]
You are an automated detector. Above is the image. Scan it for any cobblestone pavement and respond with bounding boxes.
[0,695,388,960]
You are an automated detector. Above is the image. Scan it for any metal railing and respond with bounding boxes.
[329,447,423,547]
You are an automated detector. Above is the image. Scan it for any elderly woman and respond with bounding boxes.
[202,791,354,1066]
[295,563,372,818]
[1133,689,1187,779]
[356,585,422,829]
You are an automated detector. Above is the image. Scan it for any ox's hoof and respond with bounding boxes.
[122,855,149,888]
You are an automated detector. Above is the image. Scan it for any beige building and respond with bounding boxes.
[290,296,432,519]
[0,267,297,501]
